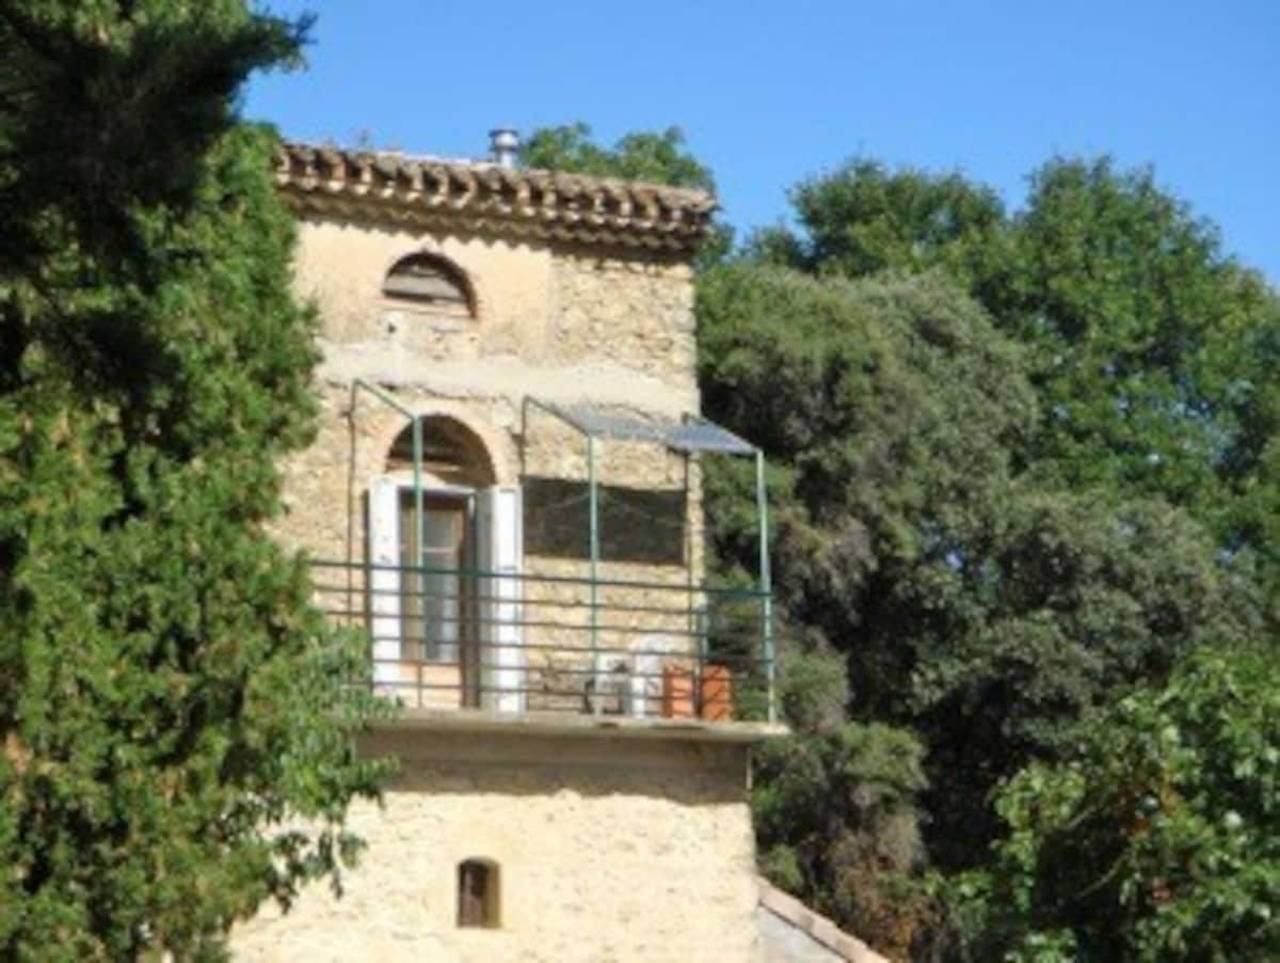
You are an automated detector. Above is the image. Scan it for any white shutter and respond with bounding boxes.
[368,475,402,688]
[476,485,524,712]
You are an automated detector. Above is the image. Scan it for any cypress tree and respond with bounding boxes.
[0,4,388,958]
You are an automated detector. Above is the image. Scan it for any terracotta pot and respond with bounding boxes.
[699,664,733,722]
[661,665,696,719]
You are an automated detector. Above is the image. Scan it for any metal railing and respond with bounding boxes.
[310,559,775,723]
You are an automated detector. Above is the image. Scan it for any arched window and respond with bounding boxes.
[382,253,474,316]
[378,417,496,673]
[457,858,500,928]
[385,416,495,488]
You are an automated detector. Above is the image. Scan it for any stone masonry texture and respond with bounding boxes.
[230,729,763,962]
[230,184,773,960]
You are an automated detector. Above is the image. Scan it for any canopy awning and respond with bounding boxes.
[532,400,757,456]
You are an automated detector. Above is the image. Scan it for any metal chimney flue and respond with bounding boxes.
[489,128,520,169]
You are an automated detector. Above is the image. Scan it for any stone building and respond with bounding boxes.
[229,132,785,962]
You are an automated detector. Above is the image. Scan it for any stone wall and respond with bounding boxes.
[270,215,723,716]
[237,178,776,962]
[230,724,763,963]
[277,215,705,567]
[289,216,698,407]
[549,250,697,389]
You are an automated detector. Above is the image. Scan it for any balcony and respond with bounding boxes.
[310,559,777,725]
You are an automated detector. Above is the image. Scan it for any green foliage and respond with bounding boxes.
[697,264,1035,614]
[756,156,1280,619]
[495,121,1279,960]
[910,489,1257,865]
[0,4,389,959]
[0,0,309,280]
[698,262,1258,874]
[777,646,848,734]
[974,648,1279,961]
[1009,161,1279,538]
[751,158,1010,299]
[716,150,1276,874]
[754,723,938,960]
[522,121,715,191]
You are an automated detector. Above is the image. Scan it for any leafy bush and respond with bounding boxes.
[973,648,1279,961]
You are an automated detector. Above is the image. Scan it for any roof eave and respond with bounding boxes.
[275,142,718,256]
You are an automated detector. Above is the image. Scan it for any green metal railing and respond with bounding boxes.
[309,559,775,722]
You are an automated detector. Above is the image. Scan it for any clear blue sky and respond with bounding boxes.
[246,1,1279,282]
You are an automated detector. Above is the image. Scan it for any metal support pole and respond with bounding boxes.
[587,435,601,660]
[346,381,359,628]
[755,450,776,724]
[353,378,416,419]
[412,415,426,659]
[684,453,695,651]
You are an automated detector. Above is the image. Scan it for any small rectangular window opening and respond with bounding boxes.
[457,859,499,928]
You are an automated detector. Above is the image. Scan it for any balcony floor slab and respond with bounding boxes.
[375,706,788,745]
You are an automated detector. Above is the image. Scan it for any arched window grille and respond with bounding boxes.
[382,253,473,315]
[384,416,495,487]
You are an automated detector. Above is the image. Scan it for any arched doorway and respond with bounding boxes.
[368,416,521,710]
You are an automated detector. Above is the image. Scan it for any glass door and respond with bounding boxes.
[399,492,471,666]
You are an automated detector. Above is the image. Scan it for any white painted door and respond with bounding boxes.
[368,475,402,689]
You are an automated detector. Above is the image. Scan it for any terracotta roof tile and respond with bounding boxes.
[275,141,717,255]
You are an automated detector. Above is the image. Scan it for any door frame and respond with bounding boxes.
[402,481,479,706]
[370,476,478,707]
[369,476,524,712]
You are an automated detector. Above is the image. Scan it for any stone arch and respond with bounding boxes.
[384,414,496,489]
[363,401,514,488]
[381,250,477,318]
[379,243,496,324]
